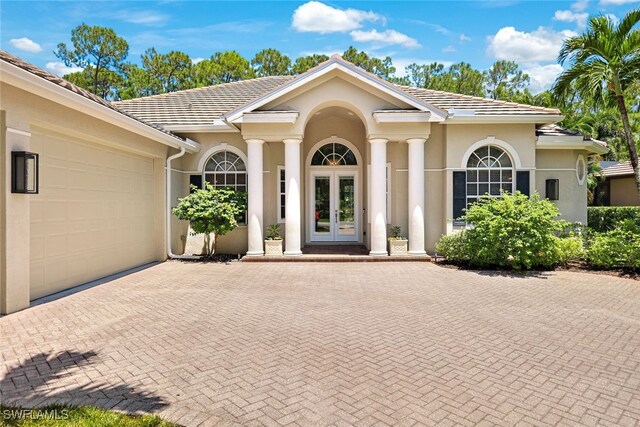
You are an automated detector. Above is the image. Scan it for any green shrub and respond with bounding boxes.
[435,192,573,270]
[463,192,564,269]
[555,236,585,265]
[588,206,640,232]
[435,231,469,264]
[586,220,640,270]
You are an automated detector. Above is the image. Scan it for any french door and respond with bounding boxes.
[310,170,359,242]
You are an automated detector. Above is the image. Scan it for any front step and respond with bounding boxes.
[242,255,432,262]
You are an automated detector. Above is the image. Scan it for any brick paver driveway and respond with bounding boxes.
[1,262,640,426]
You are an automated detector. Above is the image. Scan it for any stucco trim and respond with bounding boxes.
[460,136,523,169]
[197,143,249,173]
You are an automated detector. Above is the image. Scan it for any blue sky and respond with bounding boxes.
[1,0,638,92]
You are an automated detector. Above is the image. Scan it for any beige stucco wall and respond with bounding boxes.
[610,177,640,206]
[1,82,168,309]
[535,150,588,224]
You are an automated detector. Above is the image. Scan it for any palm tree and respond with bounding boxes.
[553,10,640,195]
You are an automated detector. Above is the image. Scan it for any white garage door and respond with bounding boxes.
[30,132,158,299]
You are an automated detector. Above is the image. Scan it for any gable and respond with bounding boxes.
[224,56,448,123]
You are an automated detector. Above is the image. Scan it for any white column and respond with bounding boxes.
[369,138,388,256]
[407,138,427,255]
[246,139,264,256]
[283,138,302,256]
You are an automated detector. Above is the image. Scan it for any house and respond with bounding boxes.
[597,161,640,206]
[0,51,607,313]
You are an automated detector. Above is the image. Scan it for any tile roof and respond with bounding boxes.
[114,77,562,127]
[602,161,634,178]
[0,50,185,143]
[114,76,294,127]
[398,86,561,116]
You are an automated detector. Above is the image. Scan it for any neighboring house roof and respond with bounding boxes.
[114,56,562,127]
[602,161,634,178]
[599,161,620,170]
[0,50,193,149]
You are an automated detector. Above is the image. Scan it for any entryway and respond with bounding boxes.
[309,170,359,242]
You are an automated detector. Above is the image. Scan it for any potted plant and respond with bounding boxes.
[264,224,283,256]
[388,225,408,256]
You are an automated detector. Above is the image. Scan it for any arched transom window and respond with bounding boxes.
[466,145,513,205]
[311,143,357,166]
[204,150,247,193]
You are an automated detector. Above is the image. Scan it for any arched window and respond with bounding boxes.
[204,150,247,193]
[466,145,513,205]
[203,149,247,223]
[311,142,357,166]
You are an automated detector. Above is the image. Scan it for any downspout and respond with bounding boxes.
[166,146,202,260]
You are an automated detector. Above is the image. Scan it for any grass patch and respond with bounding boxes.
[0,405,177,427]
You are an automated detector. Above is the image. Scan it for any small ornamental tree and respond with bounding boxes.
[172,183,247,257]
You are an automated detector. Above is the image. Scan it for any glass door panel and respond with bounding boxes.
[337,176,355,237]
[314,175,331,234]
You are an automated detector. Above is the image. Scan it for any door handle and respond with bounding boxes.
[335,210,338,222]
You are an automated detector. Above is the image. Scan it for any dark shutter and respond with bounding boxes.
[453,171,466,225]
[189,174,202,193]
[516,171,530,196]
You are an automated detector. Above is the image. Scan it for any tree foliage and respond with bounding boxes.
[55,23,129,97]
[191,51,255,86]
[172,183,247,256]
[292,54,329,74]
[251,48,292,76]
[553,9,640,195]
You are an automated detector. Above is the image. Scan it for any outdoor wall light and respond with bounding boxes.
[11,151,39,194]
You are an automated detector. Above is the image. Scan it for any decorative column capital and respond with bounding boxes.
[283,138,302,145]
[245,138,265,145]
[406,138,427,144]
[369,138,388,145]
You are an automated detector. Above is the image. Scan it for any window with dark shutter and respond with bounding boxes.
[453,171,466,225]
[189,175,202,193]
[516,171,530,196]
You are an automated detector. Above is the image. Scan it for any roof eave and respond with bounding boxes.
[0,60,199,153]
[536,136,609,155]
[446,114,564,124]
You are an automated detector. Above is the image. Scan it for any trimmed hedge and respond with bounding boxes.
[588,206,640,232]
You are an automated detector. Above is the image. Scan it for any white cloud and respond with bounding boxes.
[350,29,420,48]
[571,0,589,11]
[292,1,382,33]
[606,13,620,24]
[554,10,589,28]
[600,0,639,5]
[45,62,83,77]
[523,63,564,93]
[442,45,456,53]
[112,10,169,26]
[191,57,205,64]
[487,26,577,63]
[9,37,42,53]
[459,33,471,43]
